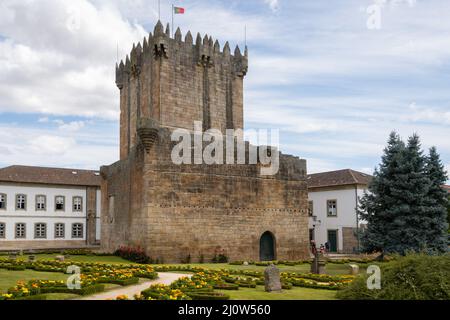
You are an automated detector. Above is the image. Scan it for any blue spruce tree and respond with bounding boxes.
[359,132,405,253]
[424,147,449,253]
[360,132,448,254]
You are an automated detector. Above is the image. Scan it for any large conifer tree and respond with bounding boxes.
[359,132,405,253]
[424,147,448,252]
[359,132,449,254]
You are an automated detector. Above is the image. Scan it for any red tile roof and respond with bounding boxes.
[443,185,450,193]
[0,165,101,187]
[307,169,372,189]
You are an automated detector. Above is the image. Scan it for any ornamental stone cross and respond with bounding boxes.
[264,264,282,292]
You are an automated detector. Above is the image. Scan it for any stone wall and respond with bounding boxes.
[116,22,247,160]
[101,130,310,263]
[86,187,98,245]
[342,227,358,254]
[0,240,88,251]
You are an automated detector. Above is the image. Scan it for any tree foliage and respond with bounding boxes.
[359,132,448,254]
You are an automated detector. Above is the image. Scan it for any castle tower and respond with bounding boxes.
[115,21,248,160]
[101,21,310,263]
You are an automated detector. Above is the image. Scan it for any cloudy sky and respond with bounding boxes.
[0,0,449,180]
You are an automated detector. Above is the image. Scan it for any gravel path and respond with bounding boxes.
[78,273,189,300]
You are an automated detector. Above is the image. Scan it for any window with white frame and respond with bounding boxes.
[72,223,83,238]
[55,196,65,211]
[36,195,46,211]
[15,223,26,239]
[0,194,6,210]
[327,200,338,217]
[0,223,5,238]
[16,194,26,210]
[73,197,82,212]
[34,223,47,239]
[55,223,65,239]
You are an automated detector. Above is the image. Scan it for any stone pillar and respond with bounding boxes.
[86,187,98,246]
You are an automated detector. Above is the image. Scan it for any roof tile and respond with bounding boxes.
[0,165,101,187]
[307,169,372,189]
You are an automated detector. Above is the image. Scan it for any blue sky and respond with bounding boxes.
[0,0,449,181]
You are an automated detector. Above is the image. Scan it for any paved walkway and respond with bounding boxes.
[78,273,189,300]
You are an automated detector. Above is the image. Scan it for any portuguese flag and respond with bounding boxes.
[174,7,185,14]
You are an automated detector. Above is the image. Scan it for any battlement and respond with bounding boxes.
[115,21,248,90]
[117,21,248,160]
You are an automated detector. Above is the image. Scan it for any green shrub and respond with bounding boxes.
[337,254,450,300]
[15,294,48,300]
[229,261,244,265]
[212,254,229,264]
[97,277,139,286]
[7,265,26,271]
[236,281,257,288]
[186,292,230,300]
[114,246,152,264]
[40,284,105,296]
[213,283,239,290]
[282,282,293,290]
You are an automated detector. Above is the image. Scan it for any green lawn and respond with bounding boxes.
[217,286,337,300]
[13,253,357,275]
[191,263,356,275]
[0,269,68,294]
[1,254,357,300]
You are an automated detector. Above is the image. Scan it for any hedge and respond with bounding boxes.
[186,292,230,300]
[97,277,139,286]
[213,283,239,290]
[40,284,105,296]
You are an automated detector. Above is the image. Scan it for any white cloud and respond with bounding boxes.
[29,135,76,156]
[0,0,449,182]
[0,0,147,120]
[58,121,86,132]
[0,122,118,169]
[264,0,280,12]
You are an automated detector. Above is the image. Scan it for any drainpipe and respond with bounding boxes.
[355,185,360,253]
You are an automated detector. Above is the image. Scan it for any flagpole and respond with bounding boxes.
[172,4,174,38]
[244,25,247,47]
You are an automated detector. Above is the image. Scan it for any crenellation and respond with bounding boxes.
[185,30,193,45]
[223,41,231,57]
[213,40,220,53]
[174,27,182,42]
[154,20,164,36]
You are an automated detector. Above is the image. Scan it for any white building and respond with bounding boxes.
[0,166,101,251]
[307,169,371,254]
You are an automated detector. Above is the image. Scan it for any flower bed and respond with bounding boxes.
[0,258,158,300]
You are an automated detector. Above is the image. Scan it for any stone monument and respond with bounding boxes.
[264,264,282,292]
[310,252,326,274]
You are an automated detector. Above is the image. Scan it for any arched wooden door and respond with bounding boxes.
[259,231,276,261]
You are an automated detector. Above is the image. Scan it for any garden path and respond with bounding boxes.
[77,272,190,300]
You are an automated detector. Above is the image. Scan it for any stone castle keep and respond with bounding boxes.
[100,21,310,263]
